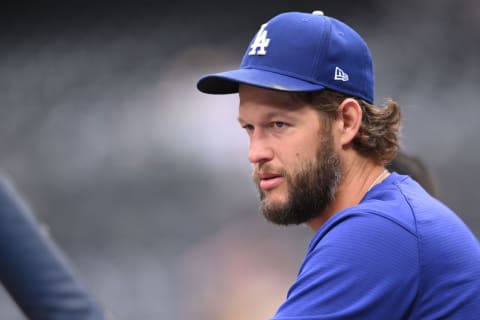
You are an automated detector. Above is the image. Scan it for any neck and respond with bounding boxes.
[306,157,388,232]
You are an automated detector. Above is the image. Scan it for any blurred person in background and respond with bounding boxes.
[196,10,480,319]
[387,149,439,197]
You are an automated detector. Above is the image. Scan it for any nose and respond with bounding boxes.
[248,136,274,164]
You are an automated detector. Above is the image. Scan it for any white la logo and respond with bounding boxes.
[248,23,270,56]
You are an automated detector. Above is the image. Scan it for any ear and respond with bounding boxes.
[336,98,362,146]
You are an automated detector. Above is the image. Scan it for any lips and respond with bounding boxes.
[258,172,284,190]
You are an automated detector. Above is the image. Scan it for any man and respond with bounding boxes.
[196,10,480,320]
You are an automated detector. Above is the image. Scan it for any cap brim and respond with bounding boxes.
[197,68,326,94]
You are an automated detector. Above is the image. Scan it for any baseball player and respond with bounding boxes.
[196,10,480,319]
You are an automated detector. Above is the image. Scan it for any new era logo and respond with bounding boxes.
[334,67,349,82]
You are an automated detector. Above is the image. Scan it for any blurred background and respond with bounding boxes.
[0,0,478,319]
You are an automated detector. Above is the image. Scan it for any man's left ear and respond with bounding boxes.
[337,98,362,146]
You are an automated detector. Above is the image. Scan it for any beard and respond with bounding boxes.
[253,133,342,226]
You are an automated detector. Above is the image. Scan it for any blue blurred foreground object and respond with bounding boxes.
[0,176,105,320]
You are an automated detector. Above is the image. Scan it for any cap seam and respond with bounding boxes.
[311,17,331,80]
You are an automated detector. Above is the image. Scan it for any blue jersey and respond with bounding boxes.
[272,173,480,319]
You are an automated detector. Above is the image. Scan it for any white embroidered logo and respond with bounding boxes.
[334,67,349,81]
[248,23,271,56]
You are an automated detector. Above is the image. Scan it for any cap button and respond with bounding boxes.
[312,10,324,16]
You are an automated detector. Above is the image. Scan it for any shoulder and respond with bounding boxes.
[305,209,418,273]
[302,175,423,285]
[307,176,419,256]
[274,210,419,319]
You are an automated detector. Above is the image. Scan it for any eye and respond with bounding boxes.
[271,121,289,131]
[242,124,254,132]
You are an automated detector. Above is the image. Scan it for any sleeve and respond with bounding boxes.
[271,213,419,320]
[0,176,105,320]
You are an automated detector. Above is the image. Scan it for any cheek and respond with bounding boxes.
[283,149,316,169]
[278,134,320,167]
[295,140,319,160]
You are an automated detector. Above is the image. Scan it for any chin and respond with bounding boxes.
[262,190,288,206]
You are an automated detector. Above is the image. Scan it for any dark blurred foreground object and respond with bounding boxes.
[387,150,439,197]
[0,176,105,320]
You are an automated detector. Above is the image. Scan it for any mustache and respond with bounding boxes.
[252,164,288,183]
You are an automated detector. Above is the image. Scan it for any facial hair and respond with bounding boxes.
[253,133,342,226]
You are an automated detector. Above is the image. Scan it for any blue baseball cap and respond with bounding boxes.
[197,11,374,103]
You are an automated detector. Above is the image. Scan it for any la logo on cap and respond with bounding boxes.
[248,23,271,56]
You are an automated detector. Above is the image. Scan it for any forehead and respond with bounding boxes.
[238,85,307,118]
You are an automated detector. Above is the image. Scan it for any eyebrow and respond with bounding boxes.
[238,110,298,124]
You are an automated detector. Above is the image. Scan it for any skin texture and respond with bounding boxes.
[237,85,389,232]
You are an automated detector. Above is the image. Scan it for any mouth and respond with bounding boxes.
[258,173,284,190]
